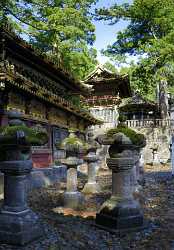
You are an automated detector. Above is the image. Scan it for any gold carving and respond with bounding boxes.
[49,108,67,126]
[78,120,84,131]
[30,99,46,120]
[69,115,78,129]
[7,92,25,113]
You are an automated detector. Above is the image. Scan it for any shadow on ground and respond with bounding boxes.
[0,165,174,249]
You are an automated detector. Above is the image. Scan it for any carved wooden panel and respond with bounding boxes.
[30,99,46,120]
[7,57,66,95]
[68,115,77,129]
[78,120,85,131]
[49,107,68,126]
[7,92,25,113]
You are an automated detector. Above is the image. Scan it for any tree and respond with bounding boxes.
[0,0,98,80]
[103,61,118,73]
[96,0,174,97]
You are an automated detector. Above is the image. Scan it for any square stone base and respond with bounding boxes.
[0,209,44,245]
[96,212,144,233]
[63,191,85,210]
[82,182,101,194]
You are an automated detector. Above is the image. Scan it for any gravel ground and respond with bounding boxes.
[122,164,174,250]
[0,164,173,250]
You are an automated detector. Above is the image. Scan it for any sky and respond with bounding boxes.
[92,0,132,64]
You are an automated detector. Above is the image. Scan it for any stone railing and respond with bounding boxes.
[126,119,174,128]
[90,122,117,131]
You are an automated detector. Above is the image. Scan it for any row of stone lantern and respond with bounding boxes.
[60,128,146,232]
[60,130,101,209]
[0,111,146,246]
[0,116,102,245]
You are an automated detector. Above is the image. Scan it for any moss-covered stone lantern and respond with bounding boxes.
[96,127,146,232]
[61,130,86,209]
[0,111,46,245]
[82,131,101,194]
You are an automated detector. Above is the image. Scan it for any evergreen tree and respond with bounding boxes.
[103,61,118,73]
[0,0,98,79]
[96,0,174,97]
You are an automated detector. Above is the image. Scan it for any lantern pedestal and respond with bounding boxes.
[0,160,43,245]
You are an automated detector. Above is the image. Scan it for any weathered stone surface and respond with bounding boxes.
[152,150,160,165]
[63,191,84,209]
[67,168,77,192]
[96,167,143,232]
[61,156,83,167]
[0,112,43,245]
[96,132,145,232]
[83,152,101,194]
[171,135,174,175]
[135,127,170,164]
[0,209,43,245]
[64,168,84,209]
[0,160,44,245]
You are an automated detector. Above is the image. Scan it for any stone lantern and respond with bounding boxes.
[136,149,145,186]
[82,132,101,194]
[151,144,160,165]
[96,131,146,232]
[0,111,43,245]
[61,130,85,209]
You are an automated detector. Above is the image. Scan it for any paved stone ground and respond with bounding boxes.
[0,164,174,249]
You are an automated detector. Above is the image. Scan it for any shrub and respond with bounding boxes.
[118,114,127,122]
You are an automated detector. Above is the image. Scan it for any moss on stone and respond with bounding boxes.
[0,125,48,146]
[107,126,145,147]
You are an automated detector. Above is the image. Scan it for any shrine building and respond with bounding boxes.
[119,92,160,127]
[0,24,101,168]
[83,65,132,134]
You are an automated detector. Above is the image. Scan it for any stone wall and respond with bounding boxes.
[133,126,171,164]
[89,125,171,167]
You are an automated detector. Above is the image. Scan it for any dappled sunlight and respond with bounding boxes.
[52,207,96,219]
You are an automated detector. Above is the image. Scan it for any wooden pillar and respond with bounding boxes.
[0,88,9,126]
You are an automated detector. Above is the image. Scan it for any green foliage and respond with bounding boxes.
[118,114,127,122]
[1,125,48,145]
[60,132,88,153]
[96,0,174,96]
[107,126,145,147]
[0,0,98,80]
[103,61,118,73]
[61,136,83,146]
